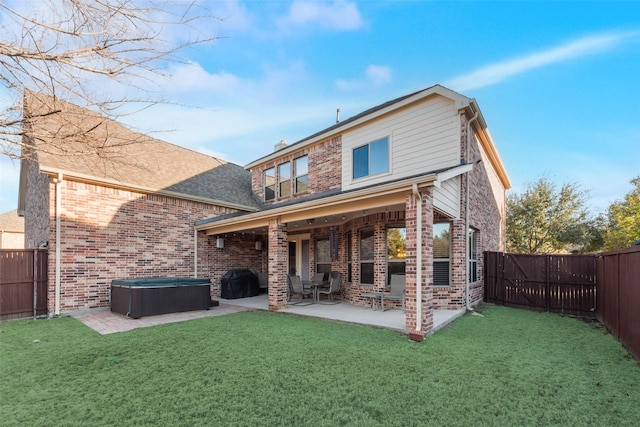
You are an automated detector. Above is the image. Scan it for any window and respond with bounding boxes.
[469,227,479,283]
[347,233,353,282]
[316,238,331,276]
[359,229,374,284]
[278,163,291,198]
[433,222,450,286]
[294,156,309,193]
[387,227,406,286]
[353,137,389,179]
[264,167,275,201]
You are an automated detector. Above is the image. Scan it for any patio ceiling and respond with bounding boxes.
[196,174,438,236]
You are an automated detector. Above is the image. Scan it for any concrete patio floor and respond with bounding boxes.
[71,293,465,336]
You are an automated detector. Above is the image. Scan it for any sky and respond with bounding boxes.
[1,0,639,216]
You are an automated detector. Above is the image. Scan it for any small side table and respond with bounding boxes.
[360,291,383,310]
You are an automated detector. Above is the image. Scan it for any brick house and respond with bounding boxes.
[19,84,510,339]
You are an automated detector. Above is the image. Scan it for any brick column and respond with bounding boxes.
[421,189,434,335]
[268,218,288,310]
[405,188,434,340]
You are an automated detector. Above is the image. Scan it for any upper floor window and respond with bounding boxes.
[433,222,451,287]
[264,167,275,201]
[279,162,291,198]
[353,137,389,180]
[294,156,309,193]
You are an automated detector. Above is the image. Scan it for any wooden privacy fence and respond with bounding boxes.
[0,250,48,319]
[596,247,640,363]
[484,252,597,317]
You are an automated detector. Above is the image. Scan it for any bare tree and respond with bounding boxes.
[0,0,217,162]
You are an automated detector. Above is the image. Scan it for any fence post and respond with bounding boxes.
[33,249,38,319]
[545,255,550,312]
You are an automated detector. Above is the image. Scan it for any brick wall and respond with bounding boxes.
[430,113,505,309]
[204,233,266,297]
[250,136,342,203]
[39,176,237,313]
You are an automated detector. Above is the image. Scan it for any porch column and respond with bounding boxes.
[405,188,434,341]
[421,189,435,335]
[268,217,288,310]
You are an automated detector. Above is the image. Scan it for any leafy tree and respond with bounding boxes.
[604,176,640,250]
[0,0,216,162]
[506,177,597,254]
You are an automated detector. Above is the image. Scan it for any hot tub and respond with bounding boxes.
[110,277,211,318]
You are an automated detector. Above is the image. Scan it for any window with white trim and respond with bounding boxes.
[294,156,308,194]
[316,238,331,276]
[469,227,479,283]
[433,222,451,287]
[278,162,291,198]
[353,137,389,179]
[387,226,406,287]
[264,167,275,201]
[359,229,374,284]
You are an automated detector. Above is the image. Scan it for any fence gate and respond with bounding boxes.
[0,250,48,319]
[484,252,596,317]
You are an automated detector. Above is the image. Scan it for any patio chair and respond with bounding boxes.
[382,274,406,312]
[288,275,314,306]
[317,271,342,304]
[311,272,327,284]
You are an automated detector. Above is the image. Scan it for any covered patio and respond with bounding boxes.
[219,294,465,334]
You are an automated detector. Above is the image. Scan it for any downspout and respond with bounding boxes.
[465,110,479,311]
[194,228,198,278]
[412,183,422,332]
[53,173,63,316]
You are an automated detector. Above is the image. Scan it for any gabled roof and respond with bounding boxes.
[0,210,24,232]
[244,84,510,190]
[20,91,260,211]
[245,84,473,169]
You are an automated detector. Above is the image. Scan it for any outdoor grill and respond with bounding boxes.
[220,269,259,299]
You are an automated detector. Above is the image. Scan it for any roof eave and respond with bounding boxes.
[39,166,260,213]
[196,173,439,234]
[244,84,472,170]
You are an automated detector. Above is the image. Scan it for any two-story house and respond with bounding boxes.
[19,84,509,340]
[196,84,510,339]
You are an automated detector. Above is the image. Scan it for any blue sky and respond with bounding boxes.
[1,0,639,215]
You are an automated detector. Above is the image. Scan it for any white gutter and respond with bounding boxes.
[193,228,198,278]
[54,173,63,316]
[465,111,479,311]
[412,183,423,332]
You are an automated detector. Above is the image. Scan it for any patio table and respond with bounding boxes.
[360,291,383,310]
[303,280,329,303]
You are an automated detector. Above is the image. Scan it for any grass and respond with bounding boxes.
[1,304,639,426]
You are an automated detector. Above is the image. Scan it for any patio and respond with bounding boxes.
[71,294,464,335]
[221,294,465,333]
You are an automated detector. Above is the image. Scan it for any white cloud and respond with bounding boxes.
[163,62,241,94]
[445,30,640,91]
[281,0,364,30]
[336,64,392,90]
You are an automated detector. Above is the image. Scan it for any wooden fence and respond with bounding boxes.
[484,252,597,317]
[0,250,48,319]
[596,246,640,362]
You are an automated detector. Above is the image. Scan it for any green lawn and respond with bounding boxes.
[1,304,638,426]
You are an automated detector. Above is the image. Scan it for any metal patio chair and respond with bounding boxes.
[288,274,314,306]
[382,274,406,312]
[317,271,342,304]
